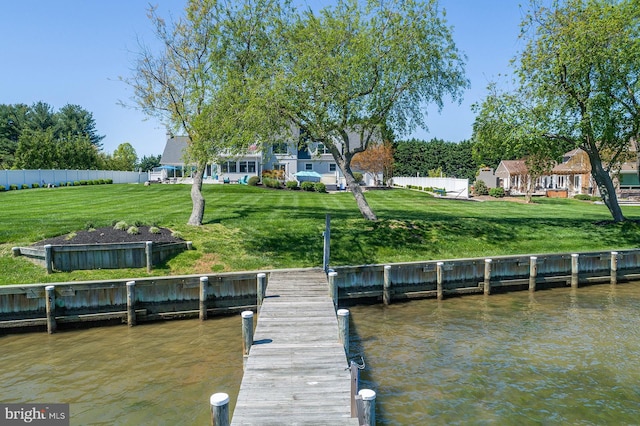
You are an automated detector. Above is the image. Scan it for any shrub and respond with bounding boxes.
[73,181,80,186]
[114,221,128,231]
[473,180,489,196]
[105,179,113,184]
[21,184,29,189]
[171,231,184,239]
[98,179,106,185]
[9,184,17,191]
[574,194,593,201]
[286,180,299,190]
[149,226,161,234]
[32,183,40,189]
[0,185,5,192]
[301,181,315,191]
[353,172,363,184]
[84,222,95,231]
[314,182,327,193]
[79,180,87,185]
[67,182,73,186]
[263,177,281,188]
[248,176,260,186]
[127,226,139,235]
[489,187,506,198]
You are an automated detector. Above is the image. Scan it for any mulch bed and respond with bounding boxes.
[32,226,183,247]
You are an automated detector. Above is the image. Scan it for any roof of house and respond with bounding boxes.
[495,160,528,177]
[551,148,590,175]
[160,136,189,166]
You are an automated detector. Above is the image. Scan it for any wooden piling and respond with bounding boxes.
[323,213,331,272]
[210,393,230,426]
[357,389,376,426]
[241,311,254,357]
[328,271,338,309]
[436,262,444,300]
[484,259,492,295]
[257,273,266,311]
[145,241,153,273]
[44,244,53,274]
[199,277,208,321]
[383,265,392,305]
[126,281,136,326]
[529,256,537,292]
[611,251,618,285]
[337,309,349,356]
[45,285,56,334]
[571,253,579,288]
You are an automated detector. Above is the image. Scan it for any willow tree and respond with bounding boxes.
[478,0,640,221]
[124,0,284,225]
[270,0,467,220]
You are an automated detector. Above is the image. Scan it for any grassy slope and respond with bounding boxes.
[1,184,639,285]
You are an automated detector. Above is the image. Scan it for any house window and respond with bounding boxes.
[329,164,336,172]
[272,142,288,155]
[222,161,237,173]
[239,161,247,173]
[316,143,330,154]
[305,163,313,171]
[248,161,256,173]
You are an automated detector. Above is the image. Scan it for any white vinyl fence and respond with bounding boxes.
[392,176,469,198]
[0,169,147,188]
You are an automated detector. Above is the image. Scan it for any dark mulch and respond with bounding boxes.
[32,226,183,247]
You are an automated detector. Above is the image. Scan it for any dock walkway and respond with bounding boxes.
[231,269,358,425]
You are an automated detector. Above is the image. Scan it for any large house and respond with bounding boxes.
[490,148,640,198]
[155,128,381,187]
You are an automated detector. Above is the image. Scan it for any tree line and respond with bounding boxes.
[0,102,162,171]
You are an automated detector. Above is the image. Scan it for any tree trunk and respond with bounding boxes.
[585,148,625,222]
[340,158,377,221]
[187,163,206,226]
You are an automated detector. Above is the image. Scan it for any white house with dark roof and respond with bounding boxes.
[155,128,382,187]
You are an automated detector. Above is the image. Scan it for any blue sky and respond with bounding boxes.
[0,1,525,158]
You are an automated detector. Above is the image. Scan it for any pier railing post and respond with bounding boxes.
[145,241,153,273]
[529,256,537,292]
[484,259,492,295]
[436,262,444,300]
[242,311,254,357]
[356,389,376,426]
[126,281,136,327]
[328,271,338,309]
[571,253,579,288]
[323,214,331,272]
[337,309,349,356]
[257,273,267,312]
[611,252,618,285]
[199,277,208,321]
[210,393,230,426]
[383,265,392,305]
[45,285,56,334]
[350,361,360,418]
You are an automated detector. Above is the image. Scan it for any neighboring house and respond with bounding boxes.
[156,128,381,187]
[492,147,640,198]
[476,167,499,189]
[494,149,593,197]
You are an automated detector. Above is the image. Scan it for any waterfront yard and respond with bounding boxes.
[1,183,640,285]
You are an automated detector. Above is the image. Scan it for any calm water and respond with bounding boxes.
[350,284,640,425]
[0,317,243,425]
[2,284,640,425]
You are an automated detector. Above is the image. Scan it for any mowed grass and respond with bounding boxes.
[1,183,640,285]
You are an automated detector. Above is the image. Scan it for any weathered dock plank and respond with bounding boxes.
[231,269,358,425]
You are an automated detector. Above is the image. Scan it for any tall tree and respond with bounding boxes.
[137,154,162,172]
[393,138,478,180]
[270,0,467,220]
[55,104,105,148]
[124,0,284,225]
[109,142,138,171]
[0,104,28,169]
[476,0,640,220]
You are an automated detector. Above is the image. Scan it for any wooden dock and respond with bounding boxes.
[231,269,358,425]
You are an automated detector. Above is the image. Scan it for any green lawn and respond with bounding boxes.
[2,184,640,285]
